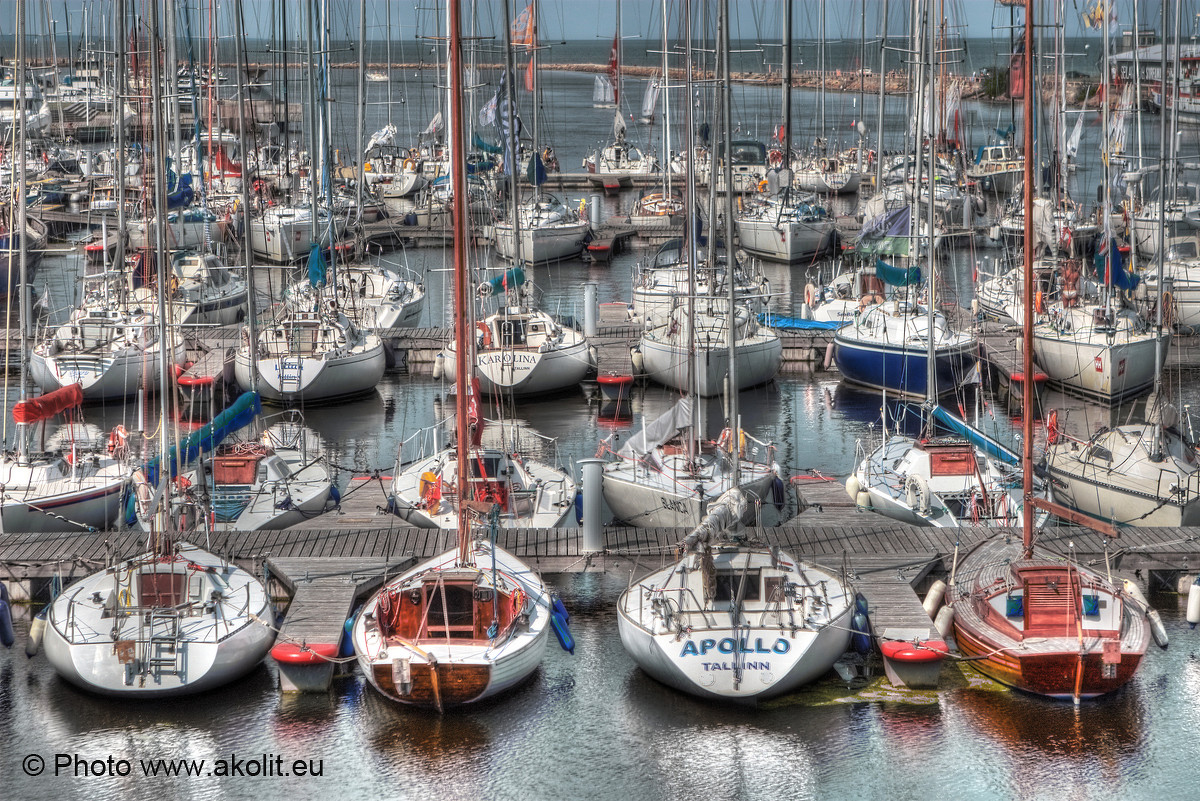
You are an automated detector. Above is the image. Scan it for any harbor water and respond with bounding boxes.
[8,29,1200,801]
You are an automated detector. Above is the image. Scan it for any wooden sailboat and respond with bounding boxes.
[354,0,558,710]
[948,2,1154,702]
[616,2,854,702]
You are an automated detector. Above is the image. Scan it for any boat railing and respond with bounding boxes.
[635,583,716,629]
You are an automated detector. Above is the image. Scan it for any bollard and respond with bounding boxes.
[589,194,603,228]
[583,282,598,337]
[578,458,605,553]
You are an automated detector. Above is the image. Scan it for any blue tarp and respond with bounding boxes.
[875,258,922,287]
[479,267,526,296]
[759,313,843,331]
[307,243,327,288]
[143,392,263,487]
[931,405,1021,468]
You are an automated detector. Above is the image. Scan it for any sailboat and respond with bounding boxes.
[450,6,593,396]
[602,0,781,529]
[849,11,1045,531]
[949,4,1153,702]
[1042,28,1200,529]
[439,267,593,397]
[354,0,556,709]
[38,0,275,697]
[735,0,835,264]
[582,9,657,176]
[616,1,855,703]
[1,32,128,535]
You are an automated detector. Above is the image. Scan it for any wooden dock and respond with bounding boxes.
[266,555,415,691]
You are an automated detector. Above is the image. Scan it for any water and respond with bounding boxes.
[4,580,1200,800]
[10,24,1200,801]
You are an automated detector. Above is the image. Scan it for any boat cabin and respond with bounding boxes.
[373,570,525,644]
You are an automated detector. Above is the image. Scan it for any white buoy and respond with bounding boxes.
[845,475,861,502]
[432,353,445,380]
[934,605,955,640]
[1187,580,1200,629]
[1122,579,1168,649]
[923,579,947,619]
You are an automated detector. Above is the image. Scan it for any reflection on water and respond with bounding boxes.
[2,575,1200,800]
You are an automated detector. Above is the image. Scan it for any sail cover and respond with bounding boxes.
[143,392,263,487]
[12,383,84,424]
[619,396,694,459]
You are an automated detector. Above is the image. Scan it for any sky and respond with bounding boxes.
[0,1,1179,45]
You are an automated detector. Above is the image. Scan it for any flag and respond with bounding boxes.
[608,34,619,104]
[512,3,535,49]
[486,70,523,175]
[526,150,546,187]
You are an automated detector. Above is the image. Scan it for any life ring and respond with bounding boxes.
[476,321,492,347]
[510,587,526,618]
[768,149,784,167]
[402,157,416,171]
[106,424,129,456]
[905,474,931,514]
[757,178,769,193]
[1046,409,1061,445]
[1161,290,1175,328]
[804,283,819,308]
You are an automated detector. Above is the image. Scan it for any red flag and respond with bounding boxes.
[512,4,535,49]
[608,34,619,104]
[525,58,534,92]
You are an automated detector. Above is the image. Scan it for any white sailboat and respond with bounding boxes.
[38,7,275,697]
[603,0,781,530]
[616,489,855,700]
[616,6,853,701]
[356,0,559,710]
[40,541,276,697]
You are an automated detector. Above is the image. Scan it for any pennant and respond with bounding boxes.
[608,34,619,104]
[511,3,535,49]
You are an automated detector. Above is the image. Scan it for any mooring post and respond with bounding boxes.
[578,458,605,553]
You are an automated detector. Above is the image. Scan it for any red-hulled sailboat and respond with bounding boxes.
[947,0,1155,703]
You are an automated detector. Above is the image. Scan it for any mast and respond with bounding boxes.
[233,0,258,391]
[448,0,472,565]
[874,0,888,189]
[15,0,29,463]
[148,0,174,535]
[1020,0,1035,557]
[682,0,700,454]
[781,0,791,171]
[719,0,737,482]
[355,0,368,224]
[502,0,525,270]
[924,0,937,409]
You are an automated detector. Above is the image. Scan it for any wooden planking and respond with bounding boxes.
[269,556,415,649]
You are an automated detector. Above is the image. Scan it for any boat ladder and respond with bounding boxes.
[142,609,185,681]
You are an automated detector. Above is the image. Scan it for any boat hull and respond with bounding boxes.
[234,341,386,404]
[832,335,976,399]
[640,335,782,397]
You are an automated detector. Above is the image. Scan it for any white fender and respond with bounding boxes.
[934,605,955,640]
[845,475,861,502]
[923,579,947,619]
[1187,580,1200,628]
